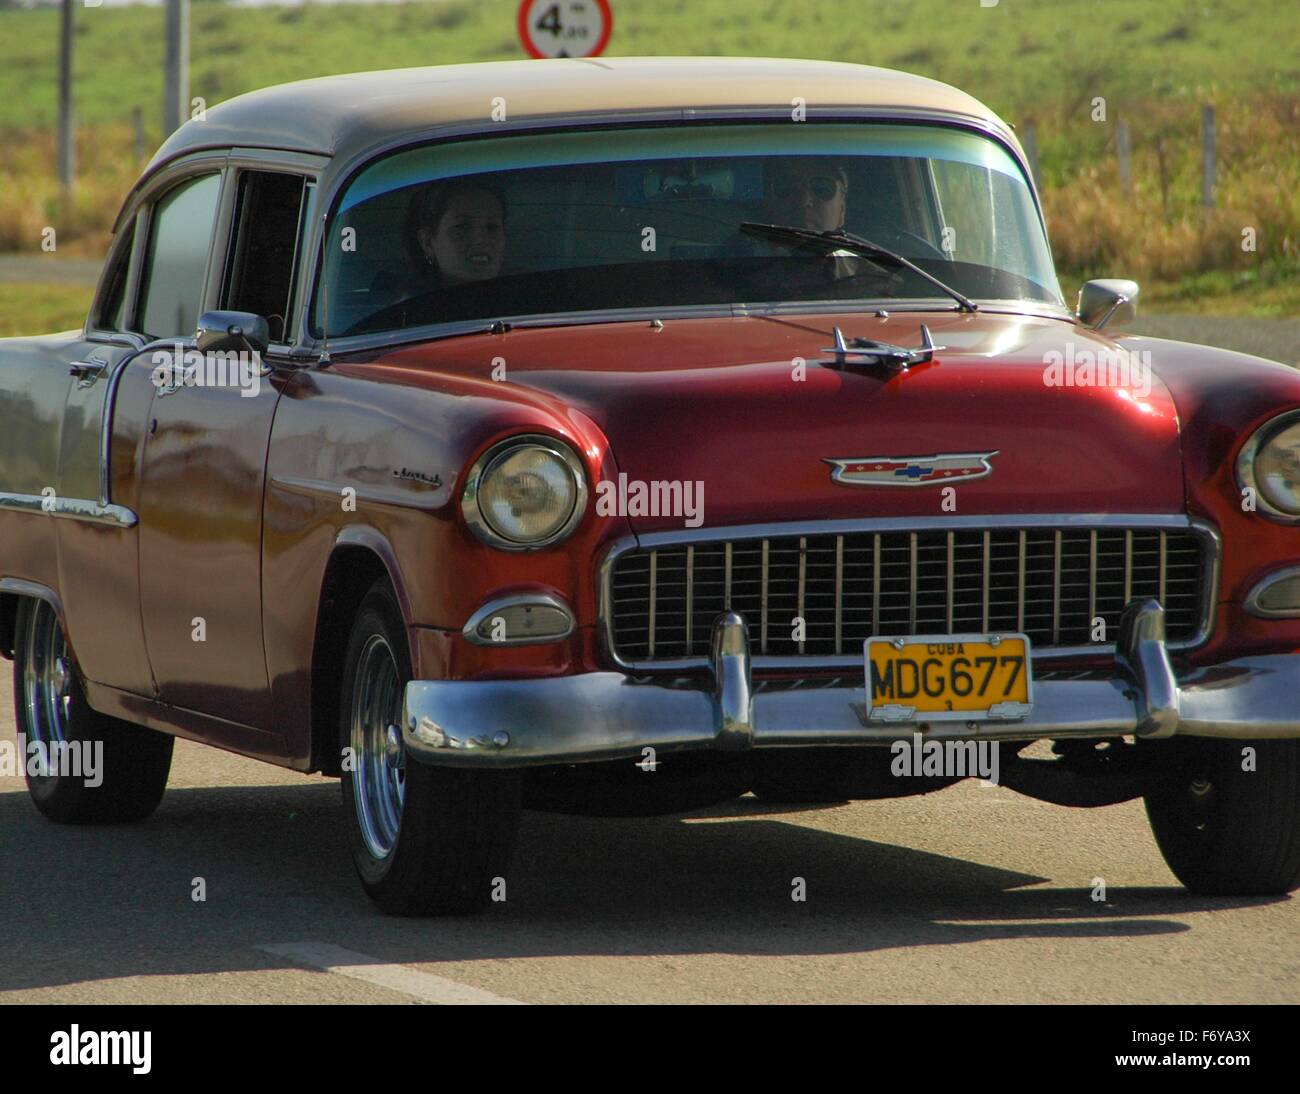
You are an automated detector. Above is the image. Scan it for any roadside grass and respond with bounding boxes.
[0,0,1294,130]
[0,282,92,337]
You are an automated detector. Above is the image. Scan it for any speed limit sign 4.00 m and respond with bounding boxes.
[517,0,613,59]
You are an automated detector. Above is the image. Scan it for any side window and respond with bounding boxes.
[135,173,222,341]
[96,219,137,332]
[223,171,308,344]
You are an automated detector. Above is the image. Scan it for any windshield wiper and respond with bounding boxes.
[738,221,978,313]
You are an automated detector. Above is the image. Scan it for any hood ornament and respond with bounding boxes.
[821,324,942,372]
[825,451,998,487]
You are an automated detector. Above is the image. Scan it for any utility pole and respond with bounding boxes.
[163,0,190,136]
[57,0,74,196]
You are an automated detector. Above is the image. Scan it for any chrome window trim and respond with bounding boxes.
[597,514,1221,673]
[1235,409,1300,525]
[1244,566,1300,618]
[296,106,1061,354]
[461,434,589,551]
[462,592,575,646]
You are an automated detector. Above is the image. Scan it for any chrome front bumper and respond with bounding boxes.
[401,600,1300,768]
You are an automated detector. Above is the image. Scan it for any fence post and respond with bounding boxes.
[57,0,75,197]
[163,0,190,136]
[1201,105,1216,208]
[1116,120,1131,196]
[133,107,145,163]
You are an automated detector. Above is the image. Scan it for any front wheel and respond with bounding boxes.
[1143,736,1300,895]
[339,581,521,915]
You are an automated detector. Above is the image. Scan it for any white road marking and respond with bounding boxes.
[256,941,526,1005]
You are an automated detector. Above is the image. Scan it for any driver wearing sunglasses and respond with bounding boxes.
[766,158,849,233]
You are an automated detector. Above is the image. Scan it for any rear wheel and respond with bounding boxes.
[1143,737,1300,895]
[339,581,521,915]
[13,598,173,823]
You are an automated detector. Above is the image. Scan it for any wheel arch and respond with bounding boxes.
[309,533,413,776]
[0,580,69,662]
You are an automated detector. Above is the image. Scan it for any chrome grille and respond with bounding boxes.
[606,522,1212,666]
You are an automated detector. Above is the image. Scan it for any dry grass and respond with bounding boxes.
[0,124,140,257]
[0,98,1294,314]
[1043,95,1299,285]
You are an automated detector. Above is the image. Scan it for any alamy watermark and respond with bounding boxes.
[0,733,102,786]
[150,345,263,399]
[1042,343,1152,398]
[890,732,1000,785]
[594,472,704,528]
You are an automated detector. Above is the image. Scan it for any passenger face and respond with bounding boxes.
[419,189,505,282]
[767,162,847,233]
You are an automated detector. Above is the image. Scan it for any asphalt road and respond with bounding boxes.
[1,668,1296,1005]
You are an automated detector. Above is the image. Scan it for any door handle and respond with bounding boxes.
[69,359,109,386]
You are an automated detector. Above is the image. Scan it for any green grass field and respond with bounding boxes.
[4,0,1296,133]
[1,0,1296,316]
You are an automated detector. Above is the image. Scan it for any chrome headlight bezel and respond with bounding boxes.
[462,434,589,550]
[1237,410,1300,524]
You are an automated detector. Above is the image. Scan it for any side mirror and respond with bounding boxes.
[194,311,270,356]
[1077,279,1139,331]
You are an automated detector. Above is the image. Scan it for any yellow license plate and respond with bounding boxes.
[864,634,1034,722]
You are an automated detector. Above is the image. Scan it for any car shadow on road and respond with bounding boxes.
[0,782,1282,993]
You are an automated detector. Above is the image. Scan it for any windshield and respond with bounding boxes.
[313,123,1062,339]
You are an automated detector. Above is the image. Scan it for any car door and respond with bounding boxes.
[48,214,160,700]
[133,164,310,732]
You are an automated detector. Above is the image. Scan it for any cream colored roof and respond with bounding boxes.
[150,56,1017,174]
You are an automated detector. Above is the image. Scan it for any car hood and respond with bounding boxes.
[379,311,1185,533]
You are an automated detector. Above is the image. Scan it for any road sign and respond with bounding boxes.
[517,0,613,59]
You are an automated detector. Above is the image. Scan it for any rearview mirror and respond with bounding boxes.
[1077,279,1139,330]
[194,311,270,356]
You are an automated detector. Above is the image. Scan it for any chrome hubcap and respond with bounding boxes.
[21,603,72,775]
[350,635,406,860]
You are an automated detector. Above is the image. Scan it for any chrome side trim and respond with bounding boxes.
[0,492,137,528]
[597,513,1222,673]
[271,475,445,512]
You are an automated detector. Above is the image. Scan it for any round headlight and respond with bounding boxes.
[1238,412,1300,521]
[463,436,588,549]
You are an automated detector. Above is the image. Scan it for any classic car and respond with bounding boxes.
[3,57,1299,915]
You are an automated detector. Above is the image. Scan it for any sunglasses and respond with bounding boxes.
[773,175,842,202]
